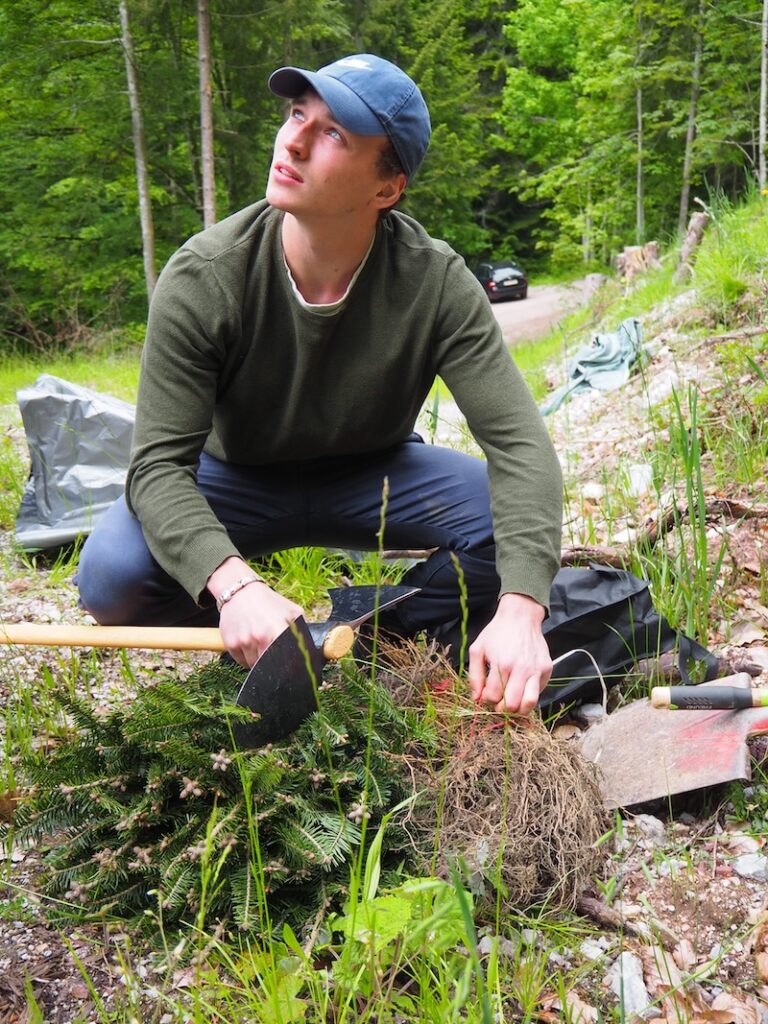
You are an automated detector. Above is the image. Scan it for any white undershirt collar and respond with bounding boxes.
[283,233,376,316]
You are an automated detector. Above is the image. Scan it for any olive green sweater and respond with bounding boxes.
[126,202,562,607]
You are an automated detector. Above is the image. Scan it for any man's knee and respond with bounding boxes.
[76,499,155,624]
[77,536,143,625]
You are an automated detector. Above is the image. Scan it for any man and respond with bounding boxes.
[77,54,563,714]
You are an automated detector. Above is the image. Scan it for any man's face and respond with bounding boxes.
[266,90,404,221]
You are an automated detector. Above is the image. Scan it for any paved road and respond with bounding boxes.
[422,277,602,443]
[491,281,591,346]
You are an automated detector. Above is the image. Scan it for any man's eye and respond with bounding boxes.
[291,108,305,121]
[327,128,343,141]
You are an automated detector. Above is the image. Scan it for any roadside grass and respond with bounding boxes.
[549,195,768,647]
[0,347,141,406]
[693,191,768,320]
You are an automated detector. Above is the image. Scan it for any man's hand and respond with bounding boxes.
[468,592,552,715]
[207,557,303,667]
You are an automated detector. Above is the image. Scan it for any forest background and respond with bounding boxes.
[1,0,767,349]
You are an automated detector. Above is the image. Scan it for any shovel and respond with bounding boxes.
[0,584,420,747]
[579,673,768,809]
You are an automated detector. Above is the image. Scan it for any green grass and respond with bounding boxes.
[0,349,140,406]
[693,191,768,319]
[0,431,26,531]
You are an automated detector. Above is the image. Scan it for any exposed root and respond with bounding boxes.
[372,637,612,911]
[417,713,610,910]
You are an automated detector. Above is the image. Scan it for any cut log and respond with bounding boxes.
[615,241,661,284]
[674,210,710,282]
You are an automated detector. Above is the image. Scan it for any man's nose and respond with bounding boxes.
[284,120,310,158]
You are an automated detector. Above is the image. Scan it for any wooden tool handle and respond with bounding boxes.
[651,685,768,710]
[323,624,354,660]
[0,621,355,660]
[0,622,227,652]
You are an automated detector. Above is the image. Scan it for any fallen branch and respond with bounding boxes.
[641,498,768,548]
[561,498,768,568]
[631,650,762,682]
[578,894,679,950]
[694,324,768,347]
[560,546,628,569]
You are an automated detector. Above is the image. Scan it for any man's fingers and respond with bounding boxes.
[517,673,543,715]
[468,646,488,701]
[488,672,543,714]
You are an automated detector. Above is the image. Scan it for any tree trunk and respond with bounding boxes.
[119,0,156,301]
[636,85,645,245]
[678,0,704,238]
[760,0,768,190]
[198,0,216,228]
[582,184,593,264]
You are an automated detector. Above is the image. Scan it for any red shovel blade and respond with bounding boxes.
[580,696,768,809]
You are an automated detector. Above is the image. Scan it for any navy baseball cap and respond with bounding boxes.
[268,54,431,178]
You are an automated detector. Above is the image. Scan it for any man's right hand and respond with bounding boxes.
[207,557,304,667]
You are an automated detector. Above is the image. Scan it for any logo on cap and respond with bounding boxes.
[336,57,373,71]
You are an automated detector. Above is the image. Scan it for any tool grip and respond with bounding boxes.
[0,621,354,660]
[651,685,768,710]
[322,624,354,660]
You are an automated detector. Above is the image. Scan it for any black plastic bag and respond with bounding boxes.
[539,564,718,708]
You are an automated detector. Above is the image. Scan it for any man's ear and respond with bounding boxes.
[375,173,407,210]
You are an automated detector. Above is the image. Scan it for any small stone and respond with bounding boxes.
[633,814,666,841]
[733,853,768,881]
[627,463,654,497]
[605,952,650,1017]
[582,481,605,501]
[548,950,571,968]
[580,937,610,960]
[574,703,605,725]
[656,859,683,878]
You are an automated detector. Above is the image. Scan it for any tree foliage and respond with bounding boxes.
[499,0,766,267]
[0,0,765,343]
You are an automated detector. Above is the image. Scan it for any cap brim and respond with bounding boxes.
[268,66,385,137]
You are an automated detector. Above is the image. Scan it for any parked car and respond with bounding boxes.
[473,261,528,302]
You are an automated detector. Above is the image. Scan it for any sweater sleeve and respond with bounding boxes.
[125,248,243,603]
[432,257,563,610]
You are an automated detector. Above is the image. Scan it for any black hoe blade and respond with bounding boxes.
[233,616,323,748]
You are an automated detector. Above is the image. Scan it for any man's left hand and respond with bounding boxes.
[468,592,552,715]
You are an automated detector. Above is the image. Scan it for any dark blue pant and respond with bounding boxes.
[76,436,500,651]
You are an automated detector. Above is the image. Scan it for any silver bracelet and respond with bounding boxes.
[215,575,264,613]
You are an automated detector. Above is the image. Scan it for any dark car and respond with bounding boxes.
[473,261,528,302]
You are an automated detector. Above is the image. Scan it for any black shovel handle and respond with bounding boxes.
[652,684,768,710]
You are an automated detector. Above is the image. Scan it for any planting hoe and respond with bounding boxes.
[579,673,768,808]
[0,583,420,747]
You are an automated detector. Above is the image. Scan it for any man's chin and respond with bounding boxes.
[265,183,295,213]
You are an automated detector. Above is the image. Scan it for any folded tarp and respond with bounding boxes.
[15,374,134,550]
[539,317,644,416]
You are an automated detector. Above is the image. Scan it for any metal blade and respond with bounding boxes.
[232,616,322,748]
[326,584,421,628]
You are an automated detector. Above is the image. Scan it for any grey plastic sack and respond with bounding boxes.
[15,374,134,550]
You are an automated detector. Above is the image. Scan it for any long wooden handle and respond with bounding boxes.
[0,622,354,661]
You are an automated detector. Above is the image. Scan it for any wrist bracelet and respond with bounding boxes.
[215,575,264,613]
